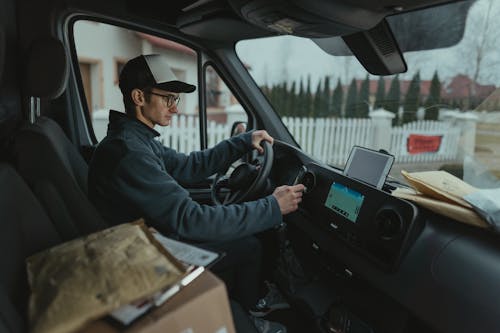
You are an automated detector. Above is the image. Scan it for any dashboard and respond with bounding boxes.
[270,140,500,333]
[271,141,419,272]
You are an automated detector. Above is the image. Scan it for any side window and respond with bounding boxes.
[73,20,200,152]
[205,65,249,148]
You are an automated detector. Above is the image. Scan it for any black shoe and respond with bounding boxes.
[250,316,287,333]
[249,281,290,317]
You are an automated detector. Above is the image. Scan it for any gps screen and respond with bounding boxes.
[344,146,394,189]
[324,182,365,223]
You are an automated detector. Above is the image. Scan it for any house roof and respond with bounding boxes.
[349,74,498,100]
[352,78,436,97]
[136,33,197,56]
[444,74,496,99]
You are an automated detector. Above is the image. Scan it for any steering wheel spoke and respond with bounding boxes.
[215,175,230,188]
[223,191,239,205]
[211,141,273,205]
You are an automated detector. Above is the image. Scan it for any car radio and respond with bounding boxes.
[301,162,418,271]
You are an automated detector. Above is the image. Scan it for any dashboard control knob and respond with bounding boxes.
[301,171,316,192]
[375,209,403,240]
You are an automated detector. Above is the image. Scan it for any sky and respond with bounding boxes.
[235,0,500,88]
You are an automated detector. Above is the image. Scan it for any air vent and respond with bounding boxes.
[375,209,403,241]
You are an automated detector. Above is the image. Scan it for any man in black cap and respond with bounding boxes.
[88,54,304,332]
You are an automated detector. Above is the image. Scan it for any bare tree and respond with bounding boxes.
[460,0,500,108]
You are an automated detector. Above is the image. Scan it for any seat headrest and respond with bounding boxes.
[24,37,68,99]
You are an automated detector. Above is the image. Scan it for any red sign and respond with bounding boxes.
[407,134,442,154]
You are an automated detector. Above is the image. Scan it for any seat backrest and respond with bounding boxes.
[14,117,108,239]
[0,163,62,333]
[13,36,108,240]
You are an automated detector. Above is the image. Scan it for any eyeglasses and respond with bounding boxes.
[144,91,180,108]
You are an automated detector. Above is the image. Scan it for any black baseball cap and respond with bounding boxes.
[119,54,196,96]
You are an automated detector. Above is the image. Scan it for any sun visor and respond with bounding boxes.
[313,1,473,56]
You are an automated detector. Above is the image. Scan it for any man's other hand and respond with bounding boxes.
[272,184,305,215]
[251,130,274,154]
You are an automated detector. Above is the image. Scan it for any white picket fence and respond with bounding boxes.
[153,114,461,166]
[155,115,228,151]
[282,117,374,166]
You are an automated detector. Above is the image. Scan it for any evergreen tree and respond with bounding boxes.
[298,78,305,117]
[282,81,290,117]
[267,84,275,110]
[306,75,313,117]
[345,79,358,118]
[402,72,421,124]
[274,83,282,114]
[374,77,386,110]
[357,75,370,118]
[321,76,331,117]
[273,83,281,115]
[289,81,297,117]
[385,75,400,125]
[279,82,287,116]
[424,71,441,120]
[312,80,321,117]
[332,78,343,118]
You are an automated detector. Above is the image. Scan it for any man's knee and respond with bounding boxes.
[209,235,263,272]
[232,235,263,264]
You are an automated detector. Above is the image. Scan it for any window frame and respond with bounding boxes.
[65,15,207,147]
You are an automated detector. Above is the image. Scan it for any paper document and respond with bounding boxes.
[153,232,220,267]
[393,170,492,229]
[110,266,205,325]
[463,188,500,228]
[393,187,488,228]
[109,301,153,326]
[401,170,476,208]
[110,232,217,326]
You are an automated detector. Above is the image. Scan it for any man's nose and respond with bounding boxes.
[169,104,179,114]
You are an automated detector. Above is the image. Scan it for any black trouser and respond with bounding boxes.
[199,235,263,310]
[230,300,259,333]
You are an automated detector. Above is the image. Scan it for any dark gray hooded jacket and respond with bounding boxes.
[88,110,281,241]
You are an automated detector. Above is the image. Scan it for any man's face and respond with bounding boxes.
[138,88,180,127]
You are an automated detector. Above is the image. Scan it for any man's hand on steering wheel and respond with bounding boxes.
[251,130,273,154]
[211,130,274,205]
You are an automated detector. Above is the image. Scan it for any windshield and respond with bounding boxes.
[236,0,500,188]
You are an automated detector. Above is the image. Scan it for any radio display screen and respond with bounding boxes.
[324,182,365,223]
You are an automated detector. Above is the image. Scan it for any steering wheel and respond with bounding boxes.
[211,141,273,205]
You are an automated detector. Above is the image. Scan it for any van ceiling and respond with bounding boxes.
[123,0,465,41]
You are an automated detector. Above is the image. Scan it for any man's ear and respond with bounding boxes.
[131,88,145,106]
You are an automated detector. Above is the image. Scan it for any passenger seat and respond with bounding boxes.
[13,37,107,240]
[0,163,61,333]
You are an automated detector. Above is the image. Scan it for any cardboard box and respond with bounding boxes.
[79,270,236,333]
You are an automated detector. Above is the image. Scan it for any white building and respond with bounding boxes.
[74,21,199,116]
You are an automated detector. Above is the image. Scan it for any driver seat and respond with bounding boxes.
[13,36,108,240]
